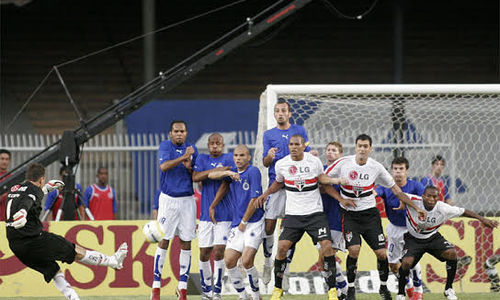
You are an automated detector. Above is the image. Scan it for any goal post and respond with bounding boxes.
[254,84,500,215]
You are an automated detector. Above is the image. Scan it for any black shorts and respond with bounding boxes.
[341,207,386,250]
[402,232,455,267]
[280,212,331,244]
[8,231,76,283]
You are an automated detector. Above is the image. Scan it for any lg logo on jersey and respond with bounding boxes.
[288,166,310,175]
[349,171,369,180]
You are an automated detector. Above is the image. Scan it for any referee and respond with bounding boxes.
[6,163,128,300]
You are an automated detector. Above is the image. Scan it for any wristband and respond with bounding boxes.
[241,220,248,225]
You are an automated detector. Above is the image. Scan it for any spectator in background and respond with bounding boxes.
[421,155,454,205]
[43,166,84,221]
[84,167,117,220]
[0,149,12,221]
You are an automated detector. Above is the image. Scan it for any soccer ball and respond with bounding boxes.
[142,220,164,243]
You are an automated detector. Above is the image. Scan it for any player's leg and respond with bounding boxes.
[241,219,265,300]
[198,221,215,299]
[485,254,500,292]
[397,256,416,298]
[212,221,231,299]
[440,248,458,300]
[53,271,80,300]
[396,233,425,299]
[330,230,348,299]
[225,227,250,299]
[75,243,127,269]
[341,209,363,300]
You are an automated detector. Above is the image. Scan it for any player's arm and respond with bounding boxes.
[462,209,498,228]
[209,181,230,224]
[322,184,356,209]
[160,146,195,172]
[195,167,233,181]
[318,173,348,186]
[262,133,276,167]
[255,180,283,208]
[391,184,426,220]
[238,197,259,232]
[7,193,36,229]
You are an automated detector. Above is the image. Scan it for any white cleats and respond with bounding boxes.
[111,242,128,269]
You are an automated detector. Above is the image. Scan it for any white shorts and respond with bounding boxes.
[316,229,347,252]
[157,193,197,242]
[386,222,407,264]
[198,220,232,248]
[264,189,286,219]
[226,219,264,253]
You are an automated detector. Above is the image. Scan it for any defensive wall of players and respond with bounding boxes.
[0,218,498,297]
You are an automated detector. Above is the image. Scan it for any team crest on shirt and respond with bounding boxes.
[352,186,364,197]
[242,180,250,191]
[289,165,297,175]
[10,185,20,192]
[345,231,353,242]
[294,178,305,191]
[349,170,358,180]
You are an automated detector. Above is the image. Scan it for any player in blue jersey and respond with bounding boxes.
[192,133,237,300]
[375,157,425,300]
[151,120,198,300]
[261,99,310,289]
[317,142,349,299]
[210,144,264,300]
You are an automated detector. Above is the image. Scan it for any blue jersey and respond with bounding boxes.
[194,153,235,222]
[158,140,198,197]
[263,124,309,184]
[321,165,342,231]
[226,165,263,228]
[375,179,425,227]
[44,183,83,210]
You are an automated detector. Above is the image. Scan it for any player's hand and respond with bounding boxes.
[481,218,499,229]
[238,222,247,232]
[209,206,217,224]
[339,198,356,209]
[255,195,266,208]
[416,208,427,221]
[184,146,195,157]
[309,149,320,157]
[267,147,278,160]
[227,171,240,181]
[337,177,349,185]
[392,201,405,211]
[11,209,27,229]
[42,179,65,195]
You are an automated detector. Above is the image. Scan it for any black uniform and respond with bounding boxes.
[6,181,76,283]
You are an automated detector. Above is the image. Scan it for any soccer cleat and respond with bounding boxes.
[405,286,414,299]
[201,291,212,300]
[328,287,339,300]
[150,287,161,300]
[443,288,458,300]
[270,287,283,300]
[64,288,81,300]
[212,293,221,300]
[379,285,392,300]
[282,273,290,292]
[346,287,355,300]
[411,291,423,300]
[176,288,188,300]
[338,294,347,300]
[262,265,272,285]
[111,242,128,269]
[395,295,406,300]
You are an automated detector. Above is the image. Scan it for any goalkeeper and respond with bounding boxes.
[5,163,128,300]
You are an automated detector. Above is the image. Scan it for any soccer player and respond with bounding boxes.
[421,155,453,205]
[375,157,425,300]
[151,120,198,300]
[396,186,498,300]
[44,166,85,220]
[211,144,264,300]
[261,99,310,288]
[5,163,127,300]
[83,167,117,220]
[256,134,350,300]
[192,133,236,300]
[318,142,349,300]
[325,134,426,300]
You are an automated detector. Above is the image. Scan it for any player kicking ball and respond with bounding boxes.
[396,186,498,300]
[5,163,128,300]
[256,135,350,300]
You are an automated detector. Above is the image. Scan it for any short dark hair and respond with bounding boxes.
[26,163,45,182]
[275,98,291,112]
[59,166,66,176]
[97,166,108,174]
[326,141,343,154]
[290,134,305,144]
[424,185,438,194]
[0,149,11,158]
[391,157,409,170]
[170,120,187,132]
[355,134,372,146]
[431,155,445,165]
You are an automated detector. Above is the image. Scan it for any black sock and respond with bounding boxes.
[398,265,410,295]
[377,257,389,283]
[323,255,337,289]
[346,255,358,284]
[445,259,457,290]
[274,258,287,289]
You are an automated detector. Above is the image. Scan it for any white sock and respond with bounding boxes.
[227,266,246,294]
[79,250,112,267]
[246,266,260,293]
[152,247,167,289]
[336,261,348,295]
[263,233,274,267]
[199,260,213,293]
[178,249,192,290]
[53,272,80,300]
[213,259,225,294]
[411,262,423,293]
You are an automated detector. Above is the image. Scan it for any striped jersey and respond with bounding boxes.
[275,152,324,215]
[405,193,464,239]
[325,155,395,211]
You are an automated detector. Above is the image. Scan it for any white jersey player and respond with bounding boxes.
[396,186,498,300]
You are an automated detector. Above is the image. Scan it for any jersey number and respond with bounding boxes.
[6,199,12,220]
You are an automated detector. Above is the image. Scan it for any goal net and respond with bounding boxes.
[255,84,500,215]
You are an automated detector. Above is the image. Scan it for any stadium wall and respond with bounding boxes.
[0,219,498,296]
